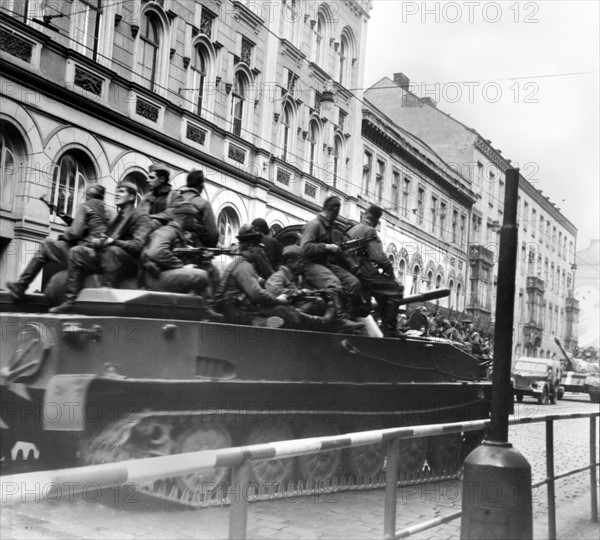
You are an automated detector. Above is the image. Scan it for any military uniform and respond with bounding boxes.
[265,264,325,316]
[347,212,404,336]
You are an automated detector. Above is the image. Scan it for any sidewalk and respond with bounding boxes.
[533,490,599,540]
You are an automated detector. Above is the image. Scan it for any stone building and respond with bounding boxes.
[0,0,372,289]
[365,73,579,353]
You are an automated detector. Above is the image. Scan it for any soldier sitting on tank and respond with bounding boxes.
[346,204,404,337]
[215,225,333,330]
[252,218,283,271]
[49,181,153,314]
[300,196,364,333]
[265,245,327,317]
[138,164,183,231]
[406,305,430,334]
[462,320,483,355]
[6,184,111,302]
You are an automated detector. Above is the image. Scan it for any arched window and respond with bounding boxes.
[0,127,20,212]
[456,282,463,311]
[448,279,455,309]
[122,171,149,206]
[139,11,161,90]
[191,44,207,116]
[231,71,248,137]
[217,207,240,248]
[426,270,434,291]
[280,102,294,161]
[412,265,421,295]
[314,14,324,64]
[51,151,96,219]
[338,35,348,85]
[308,120,320,177]
[398,259,406,288]
[435,274,442,289]
[332,136,343,188]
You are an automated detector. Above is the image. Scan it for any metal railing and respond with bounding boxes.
[1,411,598,540]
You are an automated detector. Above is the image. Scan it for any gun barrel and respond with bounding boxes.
[398,288,451,307]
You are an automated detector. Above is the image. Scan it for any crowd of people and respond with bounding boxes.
[399,306,493,357]
[4,165,481,344]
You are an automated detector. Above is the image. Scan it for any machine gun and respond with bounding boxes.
[39,196,73,226]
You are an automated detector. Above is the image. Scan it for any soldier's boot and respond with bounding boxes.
[49,267,84,314]
[5,252,48,301]
[296,300,336,331]
[332,294,365,334]
[197,298,225,323]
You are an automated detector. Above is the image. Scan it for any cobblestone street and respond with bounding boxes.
[2,396,598,539]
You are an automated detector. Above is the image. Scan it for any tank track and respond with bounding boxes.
[80,408,480,509]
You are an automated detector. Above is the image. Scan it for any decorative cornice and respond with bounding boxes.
[231,1,264,35]
[279,38,306,67]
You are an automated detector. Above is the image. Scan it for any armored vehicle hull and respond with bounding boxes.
[1,288,491,505]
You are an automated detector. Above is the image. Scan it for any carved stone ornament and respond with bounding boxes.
[131,25,139,38]
[183,56,190,69]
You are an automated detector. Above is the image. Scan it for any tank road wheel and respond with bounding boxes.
[174,424,232,496]
[396,438,428,476]
[298,423,342,483]
[344,421,385,479]
[245,421,296,487]
[427,433,462,474]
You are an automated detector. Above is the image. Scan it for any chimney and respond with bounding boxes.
[421,96,437,108]
[393,72,410,89]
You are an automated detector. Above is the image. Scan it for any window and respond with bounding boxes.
[430,195,437,233]
[558,232,563,257]
[498,180,505,209]
[280,102,293,160]
[426,270,434,291]
[191,44,207,116]
[231,71,247,137]
[456,282,462,311]
[51,151,96,219]
[72,0,102,60]
[539,214,544,240]
[460,214,466,246]
[308,121,319,177]
[523,202,529,230]
[282,0,299,45]
[417,188,424,225]
[531,209,536,237]
[402,178,410,217]
[332,136,343,188]
[476,162,484,186]
[411,265,421,294]
[217,208,240,248]
[398,259,406,287]
[440,201,447,239]
[0,129,18,211]
[362,151,372,195]
[392,170,400,211]
[139,11,162,90]
[552,226,557,250]
[338,34,348,85]
[452,210,458,243]
[375,159,384,202]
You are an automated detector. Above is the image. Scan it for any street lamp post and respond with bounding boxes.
[461,169,533,539]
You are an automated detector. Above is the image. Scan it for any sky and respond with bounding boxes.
[363,0,599,251]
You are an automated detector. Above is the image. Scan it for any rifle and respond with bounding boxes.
[174,247,241,260]
[287,288,332,302]
[339,237,371,253]
[40,196,73,226]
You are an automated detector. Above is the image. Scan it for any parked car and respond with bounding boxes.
[511,357,562,405]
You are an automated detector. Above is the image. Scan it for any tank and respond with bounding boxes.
[554,337,600,402]
[1,286,491,506]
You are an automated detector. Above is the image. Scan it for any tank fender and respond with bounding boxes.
[43,374,98,432]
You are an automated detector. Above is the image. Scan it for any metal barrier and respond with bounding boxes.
[1,411,598,540]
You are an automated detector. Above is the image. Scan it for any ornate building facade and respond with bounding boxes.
[365,73,579,354]
[0,0,372,290]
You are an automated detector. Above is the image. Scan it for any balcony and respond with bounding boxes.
[469,245,494,265]
[526,276,545,293]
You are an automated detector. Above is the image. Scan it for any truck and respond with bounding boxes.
[511,356,561,405]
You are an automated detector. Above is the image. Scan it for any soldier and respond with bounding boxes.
[138,164,182,230]
[252,218,283,271]
[406,305,429,334]
[265,244,327,316]
[6,184,110,302]
[179,169,219,248]
[462,320,483,355]
[300,196,363,333]
[216,225,332,330]
[347,204,404,337]
[49,180,152,313]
